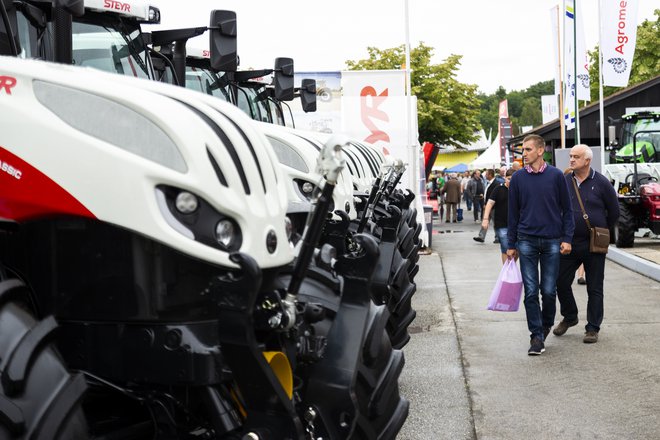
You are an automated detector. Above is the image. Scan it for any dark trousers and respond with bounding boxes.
[556,240,606,332]
[472,197,484,221]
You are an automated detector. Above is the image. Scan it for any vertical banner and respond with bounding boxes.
[498,100,512,165]
[341,70,409,162]
[601,0,640,87]
[541,95,560,124]
[563,0,576,130]
[575,0,590,101]
[549,5,561,96]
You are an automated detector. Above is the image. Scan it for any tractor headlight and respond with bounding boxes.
[215,219,238,249]
[266,229,278,254]
[156,185,242,252]
[284,216,293,240]
[301,182,314,194]
[148,6,161,23]
[175,191,199,214]
[294,179,317,201]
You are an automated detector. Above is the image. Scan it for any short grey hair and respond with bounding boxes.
[574,144,593,160]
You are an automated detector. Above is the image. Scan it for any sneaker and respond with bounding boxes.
[543,327,551,340]
[553,318,579,336]
[583,331,599,343]
[528,337,545,356]
[577,277,586,285]
[473,236,485,243]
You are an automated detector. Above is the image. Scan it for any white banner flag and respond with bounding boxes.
[549,5,561,96]
[563,1,576,130]
[575,0,590,101]
[601,0,640,87]
[340,70,409,161]
[541,95,559,124]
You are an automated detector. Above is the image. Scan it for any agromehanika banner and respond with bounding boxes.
[601,0,640,87]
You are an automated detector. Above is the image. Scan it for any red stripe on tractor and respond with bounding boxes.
[0,147,96,221]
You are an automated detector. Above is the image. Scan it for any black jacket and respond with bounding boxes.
[565,169,620,243]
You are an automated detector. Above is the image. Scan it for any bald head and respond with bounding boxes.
[571,144,593,160]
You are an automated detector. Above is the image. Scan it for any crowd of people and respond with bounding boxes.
[427,134,620,356]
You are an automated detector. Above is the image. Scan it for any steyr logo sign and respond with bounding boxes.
[0,76,17,95]
[360,86,390,144]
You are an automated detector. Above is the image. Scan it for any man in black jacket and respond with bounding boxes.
[474,169,500,242]
[553,145,620,344]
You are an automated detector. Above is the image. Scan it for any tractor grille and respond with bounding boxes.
[179,101,252,195]
[349,142,380,177]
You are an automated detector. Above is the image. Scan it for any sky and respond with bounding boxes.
[146,0,658,94]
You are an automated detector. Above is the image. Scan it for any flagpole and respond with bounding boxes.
[574,0,580,144]
[558,4,565,149]
[598,0,605,171]
[404,0,415,190]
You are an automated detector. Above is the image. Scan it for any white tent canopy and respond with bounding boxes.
[470,137,501,169]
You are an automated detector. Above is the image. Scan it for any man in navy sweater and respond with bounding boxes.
[507,134,574,356]
[553,145,619,343]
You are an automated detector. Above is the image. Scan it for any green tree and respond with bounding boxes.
[588,9,660,100]
[476,80,552,139]
[345,43,482,147]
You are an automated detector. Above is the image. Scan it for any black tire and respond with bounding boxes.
[0,279,89,440]
[616,201,636,248]
[353,303,409,439]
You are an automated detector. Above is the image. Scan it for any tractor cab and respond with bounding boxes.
[612,111,660,164]
[1,0,160,78]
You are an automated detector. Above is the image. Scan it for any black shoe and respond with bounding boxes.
[577,277,586,285]
[553,318,579,336]
[493,237,500,244]
[528,337,545,356]
[473,236,485,243]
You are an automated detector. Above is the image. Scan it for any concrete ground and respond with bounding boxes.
[398,215,660,440]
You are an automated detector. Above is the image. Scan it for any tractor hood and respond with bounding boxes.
[0,56,293,269]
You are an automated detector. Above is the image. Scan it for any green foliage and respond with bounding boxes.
[345,43,482,147]
[588,10,660,100]
[477,81,554,138]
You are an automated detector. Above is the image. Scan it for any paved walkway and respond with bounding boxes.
[399,215,660,440]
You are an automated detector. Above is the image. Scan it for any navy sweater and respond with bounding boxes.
[566,169,620,243]
[507,164,575,249]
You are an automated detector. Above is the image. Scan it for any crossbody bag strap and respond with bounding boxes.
[571,176,592,230]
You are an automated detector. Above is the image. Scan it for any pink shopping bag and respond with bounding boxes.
[487,259,523,312]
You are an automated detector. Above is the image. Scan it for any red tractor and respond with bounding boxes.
[614,113,660,247]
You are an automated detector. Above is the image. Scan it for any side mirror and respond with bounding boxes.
[54,0,84,17]
[274,57,294,101]
[209,10,237,72]
[300,79,317,113]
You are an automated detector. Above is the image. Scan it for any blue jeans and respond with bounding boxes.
[517,234,561,340]
[464,192,473,210]
[495,228,509,254]
[472,197,484,220]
